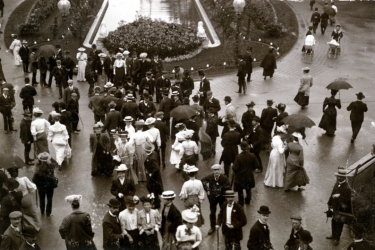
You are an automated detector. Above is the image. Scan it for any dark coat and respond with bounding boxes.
[201,174,230,200]
[150,59,164,76]
[60,110,73,134]
[347,101,368,123]
[0,94,14,115]
[63,86,80,104]
[242,110,256,135]
[51,66,68,81]
[154,119,169,144]
[96,57,111,76]
[120,101,140,121]
[1,83,15,97]
[237,60,246,78]
[206,114,219,138]
[20,118,33,144]
[19,85,37,106]
[199,77,210,105]
[102,95,117,114]
[102,212,124,250]
[89,49,101,71]
[247,220,273,250]
[220,130,241,164]
[260,52,277,70]
[217,201,247,241]
[203,97,221,116]
[32,162,57,190]
[0,191,23,225]
[67,98,79,113]
[284,226,304,250]
[275,111,288,128]
[155,77,171,91]
[110,178,136,200]
[139,59,151,78]
[181,76,194,96]
[158,97,173,119]
[185,120,200,143]
[244,53,253,73]
[247,125,265,153]
[328,180,352,214]
[38,56,48,74]
[19,242,41,250]
[139,77,155,95]
[19,45,30,61]
[260,107,277,130]
[233,151,259,189]
[138,101,156,120]
[219,120,243,138]
[0,225,25,250]
[89,95,105,116]
[59,210,96,250]
[144,151,164,195]
[131,58,141,77]
[161,203,182,236]
[103,110,122,134]
[62,56,76,72]
[29,53,38,73]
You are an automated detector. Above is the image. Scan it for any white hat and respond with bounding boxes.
[116,53,123,57]
[114,164,128,172]
[67,79,73,84]
[211,164,221,170]
[33,107,43,114]
[161,190,176,199]
[184,164,199,173]
[145,117,156,125]
[93,121,104,128]
[276,125,287,134]
[104,82,114,88]
[113,155,121,162]
[78,47,86,52]
[65,194,82,204]
[139,52,147,58]
[123,116,134,122]
[99,53,107,58]
[171,91,179,96]
[182,209,198,223]
[292,132,302,138]
[123,50,130,55]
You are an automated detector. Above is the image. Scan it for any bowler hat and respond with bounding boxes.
[94,86,101,92]
[299,230,313,244]
[146,71,152,75]
[246,101,255,107]
[258,205,271,214]
[22,225,37,237]
[223,190,235,197]
[38,152,51,162]
[198,70,205,76]
[192,95,199,102]
[228,119,237,127]
[267,100,274,105]
[108,101,116,108]
[356,92,365,99]
[276,103,286,110]
[9,211,22,219]
[240,141,250,150]
[183,97,190,104]
[107,198,121,208]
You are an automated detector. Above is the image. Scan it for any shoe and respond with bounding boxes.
[333,240,339,246]
[255,169,262,173]
[264,77,266,80]
[207,228,215,235]
[351,138,354,143]
[326,236,334,240]
[47,214,51,217]
[235,91,241,94]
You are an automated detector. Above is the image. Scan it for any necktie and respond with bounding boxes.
[185,228,192,235]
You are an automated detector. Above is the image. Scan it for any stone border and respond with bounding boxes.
[83,0,109,48]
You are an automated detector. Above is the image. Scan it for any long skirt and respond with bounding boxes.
[13,47,22,66]
[35,132,49,155]
[184,195,204,227]
[284,164,310,190]
[262,68,274,77]
[135,145,147,182]
[123,228,139,249]
[264,149,285,188]
[21,192,42,231]
[318,111,337,135]
[170,143,183,168]
[96,71,106,91]
[294,92,309,107]
[114,67,125,88]
[51,141,71,165]
[77,60,86,81]
[139,230,159,250]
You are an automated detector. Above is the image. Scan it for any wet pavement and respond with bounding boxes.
[1,0,375,249]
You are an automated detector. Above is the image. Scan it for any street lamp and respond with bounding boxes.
[58,0,71,17]
[233,0,245,62]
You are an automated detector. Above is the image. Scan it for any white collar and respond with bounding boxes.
[108,210,116,217]
[258,219,267,225]
[354,238,363,242]
[226,103,231,107]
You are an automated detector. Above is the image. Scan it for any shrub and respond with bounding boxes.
[103,17,203,59]
[263,23,283,37]
[245,0,274,29]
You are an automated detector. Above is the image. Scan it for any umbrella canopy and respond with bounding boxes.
[282,114,316,128]
[0,153,25,169]
[323,5,336,16]
[36,44,56,58]
[170,105,198,121]
[326,80,353,90]
[199,130,212,161]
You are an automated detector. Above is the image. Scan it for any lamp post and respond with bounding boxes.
[58,0,71,17]
[233,0,245,62]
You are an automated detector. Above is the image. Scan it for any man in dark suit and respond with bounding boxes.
[204,91,221,117]
[102,198,125,249]
[63,79,80,105]
[260,100,277,151]
[190,95,205,127]
[155,112,169,168]
[67,93,80,133]
[51,60,67,98]
[139,71,155,95]
[347,223,373,250]
[158,90,173,127]
[138,93,156,120]
[120,94,140,121]
[326,168,352,246]
[155,71,171,103]
[246,116,265,173]
[185,114,200,144]
[96,53,111,83]
[130,52,141,88]
[284,215,304,250]
[216,190,247,250]
[19,77,37,112]
[20,112,34,165]
[160,190,182,245]
[55,44,64,61]
[89,86,105,123]
[29,48,39,86]
[62,50,76,81]
[59,102,73,146]
[19,40,30,73]
[236,55,247,94]
[233,141,259,206]
[122,51,132,77]
[220,120,242,177]
[19,226,41,250]
[110,165,136,211]
[103,101,122,134]
[198,70,210,106]
[274,103,288,133]
[244,47,253,82]
[241,101,256,136]
[347,92,368,143]
[102,88,117,115]
[202,164,230,234]
[89,44,101,78]
[0,211,25,249]
[206,107,219,155]
[247,205,273,250]
[181,70,194,98]
[139,53,151,81]
[0,88,16,134]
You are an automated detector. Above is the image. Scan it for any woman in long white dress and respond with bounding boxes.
[47,112,71,169]
[264,126,288,188]
[76,47,87,81]
[9,35,22,66]
[170,123,187,169]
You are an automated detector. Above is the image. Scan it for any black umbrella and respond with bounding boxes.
[282,114,315,128]
[170,105,198,121]
[0,153,25,169]
[323,5,335,16]
[36,44,56,58]
[326,80,353,90]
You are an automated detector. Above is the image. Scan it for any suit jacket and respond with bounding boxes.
[96,57,111,76]
[138,101,156,120]
[20,118,33,144]
[219,120,243,138]
[190,103,205,127]
[102,95,117,114]
[242,110,256,135]
[247,220,273,250]
[284,226,304,250]
[181,76,194,96]
[60,110,73,134]
[51,66,67,81]
[89,94,105,115]
[19,242,41,250]
[110,178,136,200]
[154,119,169,144]
[155,77,171,90]
[0,226,25,250]
[247,125,265,153]
[237,60,246,77]
[139,77,155,95]
[220,130,241,164]
[217,201,247,241]
[327,180,352,214]
[67,98,79,113]
[139,59,151,78]
[260,107,277,130]
[19,85,37,106]
[19,45,29,61]
[347,101,368,123]
[120,101,140,121]
[204,97,221,116]
[275,111,288,128]
[201,174,230,200]
[103,110,122,134]
[205,114,219,138]
[144,151,164,195]
[233,151,259,188]
[199,78,210,96]
[63,86,80,104]
[131,58,141,77]
[102,212,124,250]
[0,94,14,115]
[62,56,76,72]
[150,59,164,76]
[158,97,173,119]
[161,203,182,235]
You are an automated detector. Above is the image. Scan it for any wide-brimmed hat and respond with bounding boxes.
[116,53,123,58]
[9,211,22,219]
[114,164,128,172]
[123,116,134,122]
[258,205,271,215]
[335,167,348,177]
[22,225,37,237]
[107,198,121,208]
[123,50,130,55]
[38,152,51,162]
[124,195,139,206]
[99,53,107,58]
[33,107,43,114]
[299,230,313,244]
[161,190,176,199]
[183,129,194,139]
[240,141,250,150]
[290,215,302,221]
[22,40,28,44]
[292,132,302,139]
[139,52,147,58]
[224,96,232,102]
[182,209,198,223]
[223,190,235,198]
[135,120,145,126]
[253,116,260,122]
[211,164,221,170]
[246,101,255,107]
[184,164,199,173]
[267,100,274,105]
[7,179,20,190]
[65,194,82,204]
[78,47,86,52]
[142,141,155,154]
[356,92,365,99]
[145,117,156,125]
[104,82,114,88]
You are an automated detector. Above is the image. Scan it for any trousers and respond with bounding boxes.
[24,143,32,162]
[38,188,54,215]
[237,186,251,206]
[237,76,246,93]
[209,197,224,229]
[2,112,13,131]
[331,217,344,240]
[351,121,363,140]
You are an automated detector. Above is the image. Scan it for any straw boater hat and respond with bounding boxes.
[211,164,221,170]
[114,164,128,172]
[139,52,147,58]
[93,121,104,129]
[99,53,107,58]
[108,101,116,108]
[65,194,82,204]
[257,205,271,215]
[116,53,123,58]
[123,116,133,122]
[126,94,134,100]
[118,131,128,138]
[183,164,199,173]
[78,47,86,52]
[38,152,51,162]
[33,107,43,114]
[171,91,179,96]
[161,190,176,199]
[145,117,156,125]
[223,190,235,198]
[335,167,348,177]
[142,141,155,154]
[123,50,130,55]
[182,209,198,223]
[104,82,114,88]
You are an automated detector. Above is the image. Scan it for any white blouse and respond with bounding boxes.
[119,208,139,233]
[175,225,202,249]
[31,118,50,135]
[179,179,205,201]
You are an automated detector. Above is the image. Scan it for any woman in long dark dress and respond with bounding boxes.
[260,47,277,80]
[89,122,112,177]
[318,90,341,136]
[113,53,126,88]
[284,133,310,191]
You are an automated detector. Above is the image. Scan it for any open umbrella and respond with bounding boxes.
[323,5,336,16]
[282,114,315,128]
[326,80,353,90]
[0,153,25,169]
[199,130,212,161]
[36,44,56,58]
[170,105,198,121]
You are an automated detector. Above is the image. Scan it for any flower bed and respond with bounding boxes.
[18,0,57,36]
[103,17,204,59]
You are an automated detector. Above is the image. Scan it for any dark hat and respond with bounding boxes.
[350,223,365,236]
[267,100,274,105]
[198,70,205,76]
[240,141,250,150]
[257,205,271,215]
[356,92,365,99]
[146,71,152,75]
[143,92,150,99]
[140,195,154,204]
[228,119,237,128]
[238,54,243,59]
[276,103,286,110]
[126,76,132,81]
[246,101,255,107]
[107,198,121,208]
[331,89,339,95]
[183,97,190,105]
[22,225,37,237]
[108,101,116,108]
[184,70,190,76]
[224,96,232,102]
[9,211,22,219]
[299,230,313,244]
[192,95,199,102]
[59,102,67,109]
[223,190,235,197]
[247,46,253,51]
[252,116,260,122]
[7,179,20,190]
[115,91,123,98]
[24,77,30,84]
